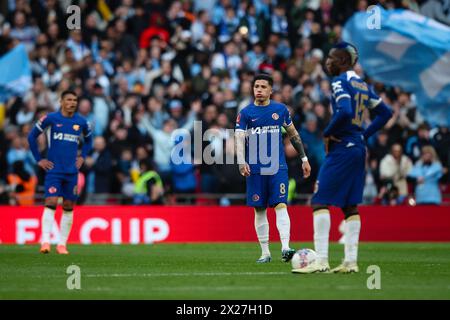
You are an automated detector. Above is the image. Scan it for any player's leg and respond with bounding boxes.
[57,174,78,254]
[292,204,331,273]
[247,174,270,263]
[56,199,74,254]
[254,206,271,263]
[293,163,333,273]
[330,206,360,273]
[310,157,335,266]
[331,147,365,273]
[268,171,295,262]
[293,158,333,272]
[274,203,295,262]
[312,205,331,265]
[40,197,58,253]
[40,173,61,253]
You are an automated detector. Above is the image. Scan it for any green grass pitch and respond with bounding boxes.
[1,243,449,299]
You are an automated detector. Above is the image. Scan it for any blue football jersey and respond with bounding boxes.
[29,111,92,174]
[327,70,382,145]
[236,100,292,175]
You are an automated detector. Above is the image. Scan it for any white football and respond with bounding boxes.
[291,248,317,269]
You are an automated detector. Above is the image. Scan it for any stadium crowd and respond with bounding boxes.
[0,0,449,206]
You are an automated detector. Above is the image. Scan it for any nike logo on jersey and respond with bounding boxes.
[251,118,259,122]
[346,142,355,148]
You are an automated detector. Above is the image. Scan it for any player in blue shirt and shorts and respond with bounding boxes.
[28,91,93,254]
[235,74,311,263]
[292,43,392,274]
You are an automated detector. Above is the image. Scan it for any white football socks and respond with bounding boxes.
[275,206,291,251]
[313,208,331,263]
[344,215,361,263]
[254,208,270,257]
[59,210,74,246]
[41,207,55,244]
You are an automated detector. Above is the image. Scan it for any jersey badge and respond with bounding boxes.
[48,187,57,194]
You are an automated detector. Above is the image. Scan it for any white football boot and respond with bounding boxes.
[291,260,330,274]
[330,261,359,274]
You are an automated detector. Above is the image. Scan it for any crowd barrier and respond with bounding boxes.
[0,206,449,244]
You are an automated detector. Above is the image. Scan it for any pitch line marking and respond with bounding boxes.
[85,271,287,278]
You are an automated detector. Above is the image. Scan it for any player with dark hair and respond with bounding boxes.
[28,90,93,254]
[235,73,311,263]
[292,43,392,274]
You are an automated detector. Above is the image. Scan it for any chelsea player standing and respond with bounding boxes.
[28,91,93,254]
[292,43,392,274]
[235,74,311,263]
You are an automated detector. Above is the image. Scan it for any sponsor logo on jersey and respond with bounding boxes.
[272,113,279,120]
[252,194,260,202]
[350,80,368,91]
[73,124,80,131]
[250,125,280,134]
[48,187,57,194]
[53,132,79,142]
[56,123,63,127]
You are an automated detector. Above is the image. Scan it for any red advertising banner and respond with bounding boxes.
[0,206,449,244]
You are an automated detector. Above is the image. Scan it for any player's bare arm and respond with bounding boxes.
[38,159,54,171]
[284,123,311,178]
[235,130,250,177]
[76,156,84,169]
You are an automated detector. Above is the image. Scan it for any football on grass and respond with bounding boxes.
[291,248,317,269]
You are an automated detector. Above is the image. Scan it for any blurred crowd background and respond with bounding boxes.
[0,0,449,206]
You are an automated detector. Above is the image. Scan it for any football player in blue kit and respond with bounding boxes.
[28,90,93,254]
[292,43,392,274]
[235,74,311,263]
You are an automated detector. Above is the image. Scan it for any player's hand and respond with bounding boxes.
[76,156,84,169]
[302,161,311,179]
[239,163,251,177]
[324,136,341,154]
[38,159,54,171]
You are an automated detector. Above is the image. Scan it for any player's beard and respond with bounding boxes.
[255,97,269,106]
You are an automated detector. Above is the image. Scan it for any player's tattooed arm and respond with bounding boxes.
[235,130,250,177]
[284,124,307,159]
[285,124,311,178]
